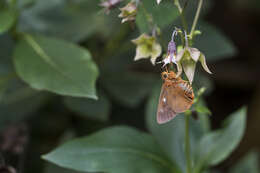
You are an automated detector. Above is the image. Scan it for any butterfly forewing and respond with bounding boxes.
[157,84,177,124]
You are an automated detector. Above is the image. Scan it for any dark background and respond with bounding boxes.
[0,0,260,173]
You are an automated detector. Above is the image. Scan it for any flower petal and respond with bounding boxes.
[162,55,171,67]
[134,45,150,61]
[199,53,212,74]
[188,47,200,62]
[176,61,183,77]
[157,0,162,4]
[151,43,162,65]
[176,49,185,61]
[118,2,137,23]
[182,58,196,84]
[150,57,157,65]
[131,34,149,45]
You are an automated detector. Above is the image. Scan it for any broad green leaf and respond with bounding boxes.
[43,126,179,173]
[146,83,209,172]
[64,92,110,121]
[0,80,51,130]
[0,34,50,130]
[0,8,17,34]
[0,34,15,75]
[100,50,159,108]
[136,0,179,33]
[195,22,237,61]
[13,34,98,99]
[194,107,246,172]
[18,0,120,42]
[101,72,159,107]
[136,6,150,33]
[17,0,37,8]
[45,163,84,173]
[229,151,259,173]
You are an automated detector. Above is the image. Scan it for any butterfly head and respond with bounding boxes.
[161,71,177,81]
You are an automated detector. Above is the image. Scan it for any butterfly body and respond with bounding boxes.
[157,71,194,124]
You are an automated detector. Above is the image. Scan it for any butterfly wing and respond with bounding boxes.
[167,81,194,113]
[157,84,177,124]
[157,80,194,124]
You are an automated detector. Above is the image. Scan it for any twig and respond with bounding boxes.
[190,0,203,35]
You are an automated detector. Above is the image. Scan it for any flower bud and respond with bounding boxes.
[118,2,137,23]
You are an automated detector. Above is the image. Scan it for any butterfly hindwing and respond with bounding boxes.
[167,81,193,113]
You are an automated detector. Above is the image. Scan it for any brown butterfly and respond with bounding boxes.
[157,71,194,124]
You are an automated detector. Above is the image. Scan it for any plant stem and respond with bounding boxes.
[190,0,203,35]
[185,114,192,173]
[173,0,188,31]
[174,0,182,13]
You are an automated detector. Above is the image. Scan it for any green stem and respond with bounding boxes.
[173,0,188,31]
[190,0,203,36]
[173,0,182,13]
[185,114,192,173]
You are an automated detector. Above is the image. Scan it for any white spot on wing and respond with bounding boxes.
[163,97,166,103]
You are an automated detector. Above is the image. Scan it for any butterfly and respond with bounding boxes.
[157,71,194,124]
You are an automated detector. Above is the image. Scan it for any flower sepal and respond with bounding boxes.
[132,34,162,65]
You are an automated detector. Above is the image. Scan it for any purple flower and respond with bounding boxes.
[163,40,177,66]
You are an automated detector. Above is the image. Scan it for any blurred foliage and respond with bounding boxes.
[64,91,110,121]
[229,151,259,173]
[0,0,257,173]
[43,105,246,173]
[145,83,246,173]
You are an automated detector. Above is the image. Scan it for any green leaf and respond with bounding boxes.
[0,80,51,130]
[136,0,179,33]
[13,34,98,99]
[229,151,259,173]
[195,105,211,115]
[136,6,150,33]
[18,0,120,42]
[195,22,237,61]
[100,50,159,108]
[17,0,36,8]
[145,83,208,172]
[0,8,17,34]
[101,72,159,107]
[194,107,247,172]
[64,92,110,121]
[0,34,50,130]
[43,126,179,173]
[0,34,15,75]
[45,163,84,173]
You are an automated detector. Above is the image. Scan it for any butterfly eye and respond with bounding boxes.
[162,73,168,79]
